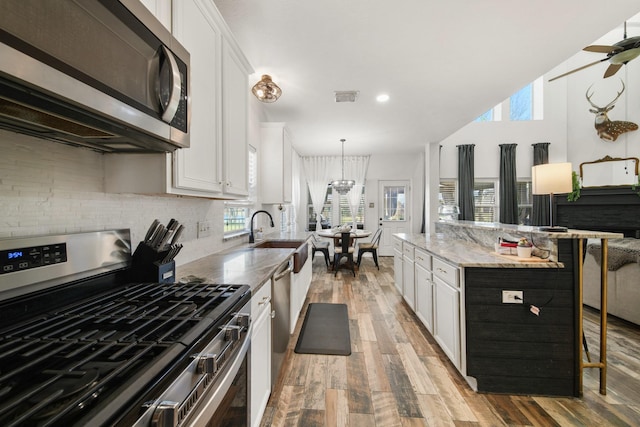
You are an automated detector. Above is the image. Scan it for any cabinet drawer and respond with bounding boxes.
[403,243,415,260]
[414,249,431,270]
[251,279,272,316]
[433,258,459,287]
[392,238,403,252]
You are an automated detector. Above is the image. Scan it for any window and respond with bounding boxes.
[339,187,365,226]
[517,180,533,225]
[224,146,257,236]
[307,185,366,230]
[438,180,457,206]
[510,83,532,121]
[224,206,249,233]
[474,181,497,222]
[383,185,405,221]
[474,77,542,122]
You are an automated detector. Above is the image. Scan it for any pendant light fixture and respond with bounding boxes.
[251,74,282,103]
[331,138,355,195]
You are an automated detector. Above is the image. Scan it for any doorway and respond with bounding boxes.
[378,180,410,256]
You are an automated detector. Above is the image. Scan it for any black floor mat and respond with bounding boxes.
[294,303,351,355]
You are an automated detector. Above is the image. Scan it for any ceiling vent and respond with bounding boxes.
[334,90,359,103]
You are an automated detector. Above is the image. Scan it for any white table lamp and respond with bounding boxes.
[532,162,573,232]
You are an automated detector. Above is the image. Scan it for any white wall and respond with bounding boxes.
[439,15,640,183]
[364,153,424,233]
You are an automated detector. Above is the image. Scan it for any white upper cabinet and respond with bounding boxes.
[139,0,171,29]
[221,38,249,197]
[260,123,292,204]
[105,0,252,199]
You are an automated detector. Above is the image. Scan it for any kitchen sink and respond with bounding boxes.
[252,240,308,273]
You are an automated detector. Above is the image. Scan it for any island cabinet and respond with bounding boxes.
[464,239,579,396]
[414,249,433,333]
[105,0,252,199]
[250,280,272,427]
[433,258,461,369]
[392,237,403,294]
[402,243,415,309]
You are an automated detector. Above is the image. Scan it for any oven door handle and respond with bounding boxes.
[185,325,251,426]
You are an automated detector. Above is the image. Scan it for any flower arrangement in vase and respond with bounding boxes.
[517,237,533,258]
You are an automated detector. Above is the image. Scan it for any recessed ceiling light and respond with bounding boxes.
[376,94,389,103]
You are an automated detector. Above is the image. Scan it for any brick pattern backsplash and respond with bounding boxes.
[0,131,241,267]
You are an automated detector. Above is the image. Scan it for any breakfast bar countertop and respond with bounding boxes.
[394,221,623,269]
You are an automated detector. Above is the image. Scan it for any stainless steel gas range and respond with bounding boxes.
[0,229,251,426]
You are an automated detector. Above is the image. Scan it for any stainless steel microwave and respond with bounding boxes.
[0,0,190,152]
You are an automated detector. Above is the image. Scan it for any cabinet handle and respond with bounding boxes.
[437,267,447,274]
[271,310,276,319]
[258,296,272,306]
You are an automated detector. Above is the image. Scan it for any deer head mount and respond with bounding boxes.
[586,80,638,141]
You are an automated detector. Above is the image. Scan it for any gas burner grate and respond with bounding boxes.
[0,281,249,426]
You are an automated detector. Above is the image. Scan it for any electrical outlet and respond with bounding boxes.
[502,290,523,304]
[197,221,211,238]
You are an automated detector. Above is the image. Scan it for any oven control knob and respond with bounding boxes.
[150,400,179,427]
[223,324,241,341]
[196,354,218,374]
[236,313,250,329]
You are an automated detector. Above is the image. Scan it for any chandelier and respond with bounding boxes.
[251,74,282,103]
[331,139,355,195]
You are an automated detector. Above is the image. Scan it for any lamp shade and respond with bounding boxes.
[532,162,573,195]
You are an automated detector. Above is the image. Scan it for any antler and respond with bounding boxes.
[586,80,625,111]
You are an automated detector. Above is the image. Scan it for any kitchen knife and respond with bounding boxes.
[150,225,166,249]
[158,220,180,250]
[144,219,160,244]
[170,224,184,245]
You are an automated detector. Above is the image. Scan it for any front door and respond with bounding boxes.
[378,180,410,256]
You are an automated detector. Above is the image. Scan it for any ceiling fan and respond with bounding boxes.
[549,23,640,82]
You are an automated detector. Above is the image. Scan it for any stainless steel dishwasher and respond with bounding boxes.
[271,258,293,389]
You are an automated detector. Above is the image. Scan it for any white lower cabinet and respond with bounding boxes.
[250,281,272,427]
[402,244,415,310]
[415,249,433,333]
[433,259,461,369]
[393,237,403,294]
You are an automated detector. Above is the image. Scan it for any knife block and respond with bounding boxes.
[131,242,176,283]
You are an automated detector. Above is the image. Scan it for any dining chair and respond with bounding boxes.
[357,228,382,269]
[310,233,331,269]
[333,231,356,276]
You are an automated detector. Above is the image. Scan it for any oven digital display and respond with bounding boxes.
[7,251,24,260]
[0,243,67,274]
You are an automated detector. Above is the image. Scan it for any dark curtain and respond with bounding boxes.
[531,142,550,226]
[457,144,475,221]
[499,144,518,224]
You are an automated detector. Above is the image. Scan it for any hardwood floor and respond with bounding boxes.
[260,256,640,426]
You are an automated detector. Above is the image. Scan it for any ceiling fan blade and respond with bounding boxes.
[548,58,608,82]
[583,44,623,53]
[603,63,623,78]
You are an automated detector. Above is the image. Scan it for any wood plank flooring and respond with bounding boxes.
[260,256,640,426]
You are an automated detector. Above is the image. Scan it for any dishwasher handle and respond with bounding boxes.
[273,260,293,281]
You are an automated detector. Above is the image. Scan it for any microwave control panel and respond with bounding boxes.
[0,243,67,274]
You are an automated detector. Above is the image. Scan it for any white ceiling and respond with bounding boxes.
[213,0,640,156]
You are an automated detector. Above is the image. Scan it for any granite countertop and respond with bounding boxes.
[436,220,623,240]
[394,232,564,269]
[176,231,311,292]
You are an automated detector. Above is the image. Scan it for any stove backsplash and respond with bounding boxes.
[0,132,238,266]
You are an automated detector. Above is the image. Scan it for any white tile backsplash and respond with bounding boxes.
[0,130,240,267]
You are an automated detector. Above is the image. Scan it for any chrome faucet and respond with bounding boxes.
[249,210,274,243]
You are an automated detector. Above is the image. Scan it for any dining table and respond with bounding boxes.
[316,229,372,239]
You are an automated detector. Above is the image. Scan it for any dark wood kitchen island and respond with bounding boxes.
[394,221,621,397]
